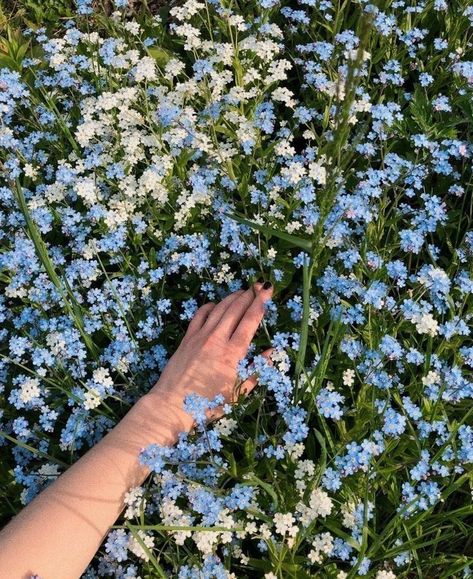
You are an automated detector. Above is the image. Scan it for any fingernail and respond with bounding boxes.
[257,276,264,283]
[263,281,272,290]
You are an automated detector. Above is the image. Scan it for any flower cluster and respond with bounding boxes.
[1,0,473,577]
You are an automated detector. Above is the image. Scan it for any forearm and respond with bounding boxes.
[0,390,193,579]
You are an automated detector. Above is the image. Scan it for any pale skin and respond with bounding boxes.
[0,281,274,579]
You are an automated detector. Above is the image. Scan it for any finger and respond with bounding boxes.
[202,289,245,333]
[215,282,264,339]
[183,302,216,341]
[205,348,273,422]
[205,405,225,423]
[230,283,273,352]
[234,348,274,399]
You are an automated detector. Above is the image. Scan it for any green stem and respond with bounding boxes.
[13,180,99,359]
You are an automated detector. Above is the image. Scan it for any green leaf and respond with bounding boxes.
[280,562,302,573]
[147,46,172,67]
[0,52,19,70]
[0,430,69,468]
[125,523,167,578]
[149,247,157,268]
[313,428,327,477]
[244,474,279,509]
[244,436,255,462]
[14,180,99,358]
[247,558,273,572]
[323,519,361,551]
[223,450,238,477]
[225,212,313,252]
[212,124,234,138]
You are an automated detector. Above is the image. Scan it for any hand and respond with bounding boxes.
[149,281,274,414]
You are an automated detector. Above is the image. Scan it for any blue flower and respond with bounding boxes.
[316,387,345,420]
[183,393,225,426]
[382,408,407,437]
[105,529,129,563]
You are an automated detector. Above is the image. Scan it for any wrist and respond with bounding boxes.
[120,388,195,447]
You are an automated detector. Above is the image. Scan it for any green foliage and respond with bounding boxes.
[0,0,73,28]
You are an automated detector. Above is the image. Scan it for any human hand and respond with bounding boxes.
[148,281,274,415]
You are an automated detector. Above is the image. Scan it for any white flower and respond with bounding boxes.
[281,161,306,185]
[422,370,440,386]
[213,417,238,436]
[160,496,193,545]
[124,486,145,519]
[124,21,141,35]
[38,463,60,481]
[172,24,202,50]
[236,117,257,150]
[165,58,185,78]
[273,512,298,537]
[274,139,296,157]
[75,120,102,147]
[74,177,100,206]
[376,570,396,579]
[341,502,356,529]
[353,96,372,113]
[83,388,102,410]
[243,67,262,85]
[295,459,316,480]
[213,263,235,284]
[412,312,439,336]
[19,378,41,403]
[138,167,168,203]
[343,369,355,387]
[297,488,333,526]
[193,530,220,554]
[272,87,296,108]
[170,0,205,21]
[266,59,292,83]
[92,367,114,389]
[128,530,154,561]
[24,163,38,178]
[309,487,333,516]
[228,14,247,31]
[46,331,67,355]
[308,161,327,185]
[308,532,334,564]
[286,442,305,460]
[286,221,302,233]
[295,459,316,493]
[135,56,157,82]
[347,48,371,61]
[240,36,281,61]
[259,523,272,540]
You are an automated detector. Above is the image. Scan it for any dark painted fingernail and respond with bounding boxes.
[257,276,264,283]
[263,281,272,289]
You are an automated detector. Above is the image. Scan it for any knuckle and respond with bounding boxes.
[200,333,219,351]
[232,337,249,351]
[254,293,267,307]
[248,304,264,321]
